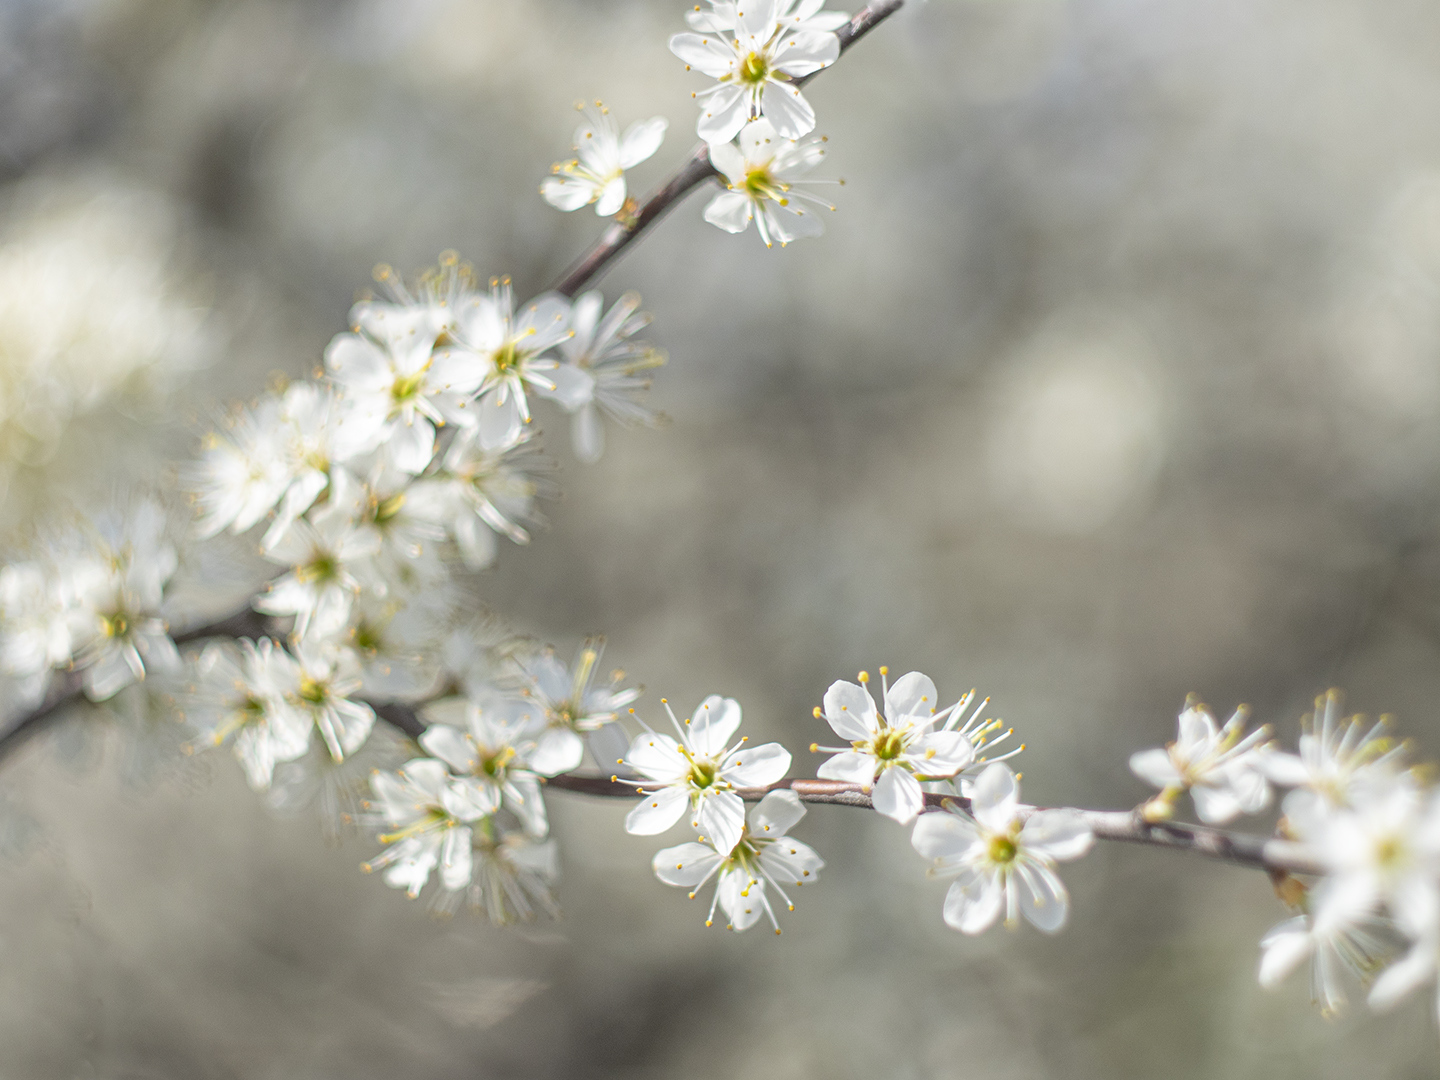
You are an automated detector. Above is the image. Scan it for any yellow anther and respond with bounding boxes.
[813,706,822,718]
[879,666,888,676]
[858,671,869,684]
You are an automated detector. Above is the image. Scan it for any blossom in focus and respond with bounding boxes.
[541,103,668,217]
[670,0,841,141]
[911,763,1094,934]
[516,636,641,776]
[69,498,181,701]
[1129,699,1275,824]
[439,279,579,449]
[621,695,791,855]
[288,642,376,762]
[186,637,310,790]
[550,290,666,464]
[1260,690,1409,820]
[254,499,380,641]
[407,427,549,570]
[704,119,835,247]
[363,757,482,900]
[812,668,974,825]
[419,695,549,838]
[653,789,823,932]
[324,302,482,473]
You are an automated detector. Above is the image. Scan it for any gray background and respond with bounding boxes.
[2,0,1440,1075]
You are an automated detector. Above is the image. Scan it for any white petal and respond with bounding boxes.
[717,867,763,930]
[1021,810,1094,862]
[1016,862,1070,933]
[625,782,690,835]
[770,28,839,76]
[419,723,477,773]
[698,789,747,854]
[527,726,585,777]
[439,826,474,891]
[1257,919,1314,989]
[943,868,1005,935]
[758,81,816,139]
[970,763,1021,833]
[883,671,938,724]
[654,842,722,887]
[722,740,791,788]
[618,117,668,169]
[626,732,688,780]
[1129,747,1181,790]
[822,679,878,739]
[687,694,742,756]
[542,174,598,212]
[871,767,923,824]
[668,32,737,77]
[702,190,754,234]
[696,84,750,144]
[815,750,875,786]
[595,175,627,217]
[749,788,804,836]
[571,405,605,465]
[911,810,981,861]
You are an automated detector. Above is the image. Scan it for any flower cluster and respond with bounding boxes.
[621,694,820,932]
[0,496,181,706]
[1129,697,1278,824]
[361,640,640,922]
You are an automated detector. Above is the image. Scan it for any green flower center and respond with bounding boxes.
[690,759,719,789]
[297,554,339,584]
[988,835,1018,864]
[391,367,427,404]
[744,166,778,199]
[740,51,769,84]
[873,729,905,761]
[481,745,516,778]
[298,676,329,705]
[493,340,525,375]
[373,491,406,523]
[101,611,130,639]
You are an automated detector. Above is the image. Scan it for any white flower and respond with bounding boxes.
[1259,909,1396,1017]
[328,465,448,596]
[541,103,668,217]
[0,559,75,697]
[515,637,641,776]
[1368,930,1440,1024]
[186,396,290,539]
[670,0,841,141]
[653,789,823,932]
[704,119,835,247]
[186,637,310,790]
[467,819,561,924]
[363,757,483,900]
[419,694,549,838]
[686,0,851,34]
[325,301,484,474]
[621,695,791,855]
[439,279,580,449]
[812,668,975,825]
[347,589,448,701]
[1260,690,1409,820]
[1309,784,1440,938]
[69,499,181,701]
[254,499,380,641]
[1129,700,1275,824]
[259,382,366,551]
[551,291,666,464]
[911,763,1094,934]
[289,642,376,762]
[407,426,549,570]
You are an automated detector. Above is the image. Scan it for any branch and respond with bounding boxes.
[548,0,907,297]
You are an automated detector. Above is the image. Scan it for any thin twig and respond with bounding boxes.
[549,0,907,297]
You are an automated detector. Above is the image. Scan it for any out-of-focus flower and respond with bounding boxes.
[653,789,823,932]
[288,642,376,762]
[259,383,369,552]
[621,695,791,855]
[541,103,667,217]
[186,637,309,790]
[439,279,578,449]
[812,668,974,825]
[686,0,851,34]
[0,558,75,703]
[1129,699,1275,824]
[466,818,561,924]
[515,637,641,775]
[419,695,548,837]
[363,757,482,900]
[550,291,666,464]
[408,427,549,570]
[1368,930,1440,1024]
[69,498,181,701]
[670,0,841,141]
[1259,909,1396,1017]
[911,763,1093,934]
[704,119,835,247]
[186,397,289,540]
[1261,690,1409,819]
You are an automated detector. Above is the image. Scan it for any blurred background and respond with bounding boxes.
[2,0,1440,1075]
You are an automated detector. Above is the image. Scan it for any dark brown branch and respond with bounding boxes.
[548,0,907,297]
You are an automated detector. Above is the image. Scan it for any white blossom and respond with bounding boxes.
[259,382,366,551]
[288,642,376,762]
[1129,700,1276,824]
[363,757,482,901]
[254,498,380,641]
[186,396,289,539]
[670,0,842,142]
[419,694,549,837]
[653,789,823,932]
[541,103,667,217]
[439,279,579,449]
[1259,909,1396,1017]
[812,668,975,825]
[704,119,836,247]
[515,637,641,776]
[0,558,76,701]
[551,290,666,464]
[911,763,1093,934]
[1368,930,1440,1025]
[621,695,791,855]
[186,637,310,790]
[69,499,181,701]
[408,426,549,571]
[1261,690,1409,820]
[466,819,561,924]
